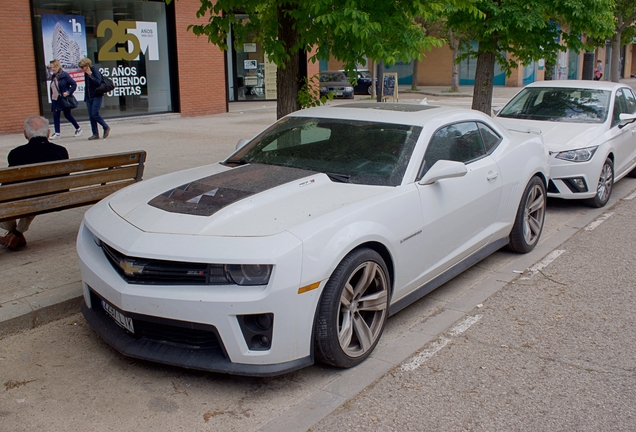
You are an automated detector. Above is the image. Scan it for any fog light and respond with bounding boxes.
[237,313,274,351]
[563,177,588,193]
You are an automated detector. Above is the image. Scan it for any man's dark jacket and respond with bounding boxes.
[8,137,69,167]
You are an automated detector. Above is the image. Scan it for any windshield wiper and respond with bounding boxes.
[225,158,250,166]
[325,172,351,183]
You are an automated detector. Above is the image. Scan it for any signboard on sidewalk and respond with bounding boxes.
[382,73,398,102]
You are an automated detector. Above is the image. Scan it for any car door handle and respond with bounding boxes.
[486,171,499,181]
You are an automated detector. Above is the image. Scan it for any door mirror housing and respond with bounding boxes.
[418,160,468,185]
[619,113,636,128]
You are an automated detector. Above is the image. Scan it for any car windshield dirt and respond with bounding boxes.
[226,117,421,186]
[498,87,610,123]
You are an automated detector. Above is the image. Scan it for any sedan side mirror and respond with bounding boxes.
[236,138,249,150]
[619,113,636,128]
[418,160,468,185]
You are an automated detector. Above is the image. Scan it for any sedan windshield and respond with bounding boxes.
[498,87,611,123]
[226,117,421,186]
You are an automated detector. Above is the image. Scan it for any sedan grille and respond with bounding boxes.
[101,242,230,285]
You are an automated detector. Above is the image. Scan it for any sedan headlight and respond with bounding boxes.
[554,146,598,162]
[345,86,353,92]
[226,264,273,286]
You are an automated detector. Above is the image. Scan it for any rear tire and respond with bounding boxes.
[508,176,546,253]
[314,248,389,368]
[586,158,613,208]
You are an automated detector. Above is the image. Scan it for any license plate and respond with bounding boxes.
[336,91,343,96]
[101,299,135,334]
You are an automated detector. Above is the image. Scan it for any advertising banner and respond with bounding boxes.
[41,14,87,102]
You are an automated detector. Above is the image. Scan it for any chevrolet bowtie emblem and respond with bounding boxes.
[119,259,145,276]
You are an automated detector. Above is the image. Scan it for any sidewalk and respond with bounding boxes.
[1,79,635,337]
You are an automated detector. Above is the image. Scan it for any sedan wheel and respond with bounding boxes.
[508,176,546,253]
[367,84,373,95]
[587,158,613,208]
[314,248,389,368]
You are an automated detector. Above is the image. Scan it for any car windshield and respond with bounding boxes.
[226,116,421,186]
[321,73,348,83]
[498,87,611,123]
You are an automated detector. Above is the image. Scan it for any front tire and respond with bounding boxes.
[508,176,546,253]
[314,248,390,368]
[586,157,613,208]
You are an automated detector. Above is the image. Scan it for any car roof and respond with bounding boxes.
[523,80,627,91]
[288,103,493,128]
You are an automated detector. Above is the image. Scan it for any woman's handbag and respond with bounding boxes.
[58,94,78,110]
[95,76,115,96]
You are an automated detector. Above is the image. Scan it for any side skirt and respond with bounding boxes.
[388,237,509,316]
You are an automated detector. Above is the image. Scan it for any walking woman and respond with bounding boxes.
[49,59,82,139]
[78,58,111,140]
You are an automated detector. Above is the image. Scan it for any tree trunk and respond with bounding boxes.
[450,31,460,92]
[411,58,419,90]
[471,48,495,114]
[610,31,622,82]
[276,5,300,119]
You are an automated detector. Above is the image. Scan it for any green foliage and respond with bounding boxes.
[446,0,615,73]
[297,75,333,109]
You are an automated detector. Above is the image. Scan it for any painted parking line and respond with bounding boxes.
[624,190,636,200]
[585,212,614,231]
[520,249,566,280]
[401,315,482,372]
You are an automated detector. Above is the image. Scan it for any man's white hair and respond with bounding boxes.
[24,115,50,139]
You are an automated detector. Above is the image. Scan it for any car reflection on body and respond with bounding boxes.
[496,80,636,207]
[78,103,549,376]
[319,71,354,99]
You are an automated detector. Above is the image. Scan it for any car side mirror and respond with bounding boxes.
[418,160,468,185]
[619,113,636,128]
[492,107,501,116]
[236,138,249,150]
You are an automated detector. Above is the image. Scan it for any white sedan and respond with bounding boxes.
[496,80,636,207]
[78,103,549,376]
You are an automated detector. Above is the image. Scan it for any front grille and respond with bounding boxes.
[90,290,223,350]
[101,242,230,285]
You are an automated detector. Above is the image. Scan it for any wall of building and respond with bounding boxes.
[417,45,454,86]
[1,2,41,133]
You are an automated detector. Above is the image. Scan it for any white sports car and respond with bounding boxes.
[496,80,636,207]
[78,103,549,376]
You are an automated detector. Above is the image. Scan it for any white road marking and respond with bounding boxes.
[624,190,636,200]
[401,315,482,372]
[520,249,566,279]
[585,212,614,231]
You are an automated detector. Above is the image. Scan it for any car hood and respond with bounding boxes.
[107,163,388,237]
[496,118,606,151]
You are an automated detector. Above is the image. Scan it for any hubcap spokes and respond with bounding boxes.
[523,184,545,245]
[597,163,613,202]
[338,261,388,357]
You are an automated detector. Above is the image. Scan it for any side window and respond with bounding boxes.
[612,92,629,128]
[622,88,636,114]
[418,122,486,179]
[478,123,502,153]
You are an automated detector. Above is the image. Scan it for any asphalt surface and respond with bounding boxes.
[312,192,636,431]
[1,81,635,431]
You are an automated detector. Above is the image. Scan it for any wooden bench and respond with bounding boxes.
[0,151,146,223]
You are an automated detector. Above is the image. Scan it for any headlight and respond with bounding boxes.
[554,146,598,162]
[226,264,272,286]
[345,86,353,92]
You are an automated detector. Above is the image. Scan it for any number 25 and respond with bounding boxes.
[97,20,140,61]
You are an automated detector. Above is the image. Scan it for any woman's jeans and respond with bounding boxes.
[51,100,80,133]
[86,96,109,136]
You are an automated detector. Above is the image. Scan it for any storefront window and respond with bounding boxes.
[32,0,174,121]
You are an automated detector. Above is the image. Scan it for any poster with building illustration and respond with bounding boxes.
[41,14,87,102]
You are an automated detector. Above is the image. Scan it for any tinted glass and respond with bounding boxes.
[419,122,485,178]
[228,117,421,186]
[498,87,610,123]
[612,91,629,127]
[621,88,636,114]
[478,123,501,153]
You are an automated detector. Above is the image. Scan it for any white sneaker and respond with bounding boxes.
[74,128,83,137]
[50,133,61,140]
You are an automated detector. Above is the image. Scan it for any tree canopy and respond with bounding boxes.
[445,0,615,113]
[181,0,479,118]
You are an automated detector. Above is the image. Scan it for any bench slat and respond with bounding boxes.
[0,181,136,222]
[0,151,146,184]
[0,166,140,202]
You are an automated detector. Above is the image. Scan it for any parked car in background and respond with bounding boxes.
[496,80,636,207]
[78,103,549,376]
[319,71,354,99]
[342,69,376,95]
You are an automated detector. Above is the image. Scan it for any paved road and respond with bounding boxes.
[1,85,636,431]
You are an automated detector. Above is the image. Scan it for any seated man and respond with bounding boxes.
[1,115,69,251]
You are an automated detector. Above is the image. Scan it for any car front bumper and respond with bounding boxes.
[77,214,324,376]
[547,152,604,200]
